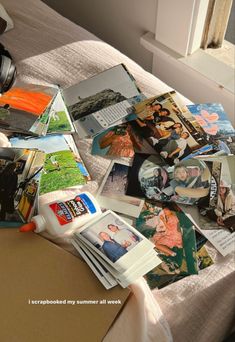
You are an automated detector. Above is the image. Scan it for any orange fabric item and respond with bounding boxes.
[0,88,52,114]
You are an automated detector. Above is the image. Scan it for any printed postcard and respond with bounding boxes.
[187,103,235,154]
[62,64,142,137]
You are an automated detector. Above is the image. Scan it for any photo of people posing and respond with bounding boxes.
[80,211,142,264]
[197,156,235,232]
[135,201,198,289]
[131,92,208,165]
[126,153,211,205]
[206,180,235,233]
[92,122,156,158]
[92,123,140,158]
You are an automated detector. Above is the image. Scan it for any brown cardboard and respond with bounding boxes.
[0,229,130,342]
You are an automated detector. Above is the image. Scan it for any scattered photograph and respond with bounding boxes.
[29,102,51,136]
[97,161,144,217]
[10,135,87,195]
[0,147,45,223]
[130,92,208,165]
[196,245,214,270]
[199,156,235,233]
[187,103,235,154]
[62,64,142,137]
[47,90,74,134]
[63,64,140,120]
[135,201,198,289]
[92,124,138,158]
[91,122,156,158]
[126,153,211,205]
[73,95,143,138]
[192,213,235,257]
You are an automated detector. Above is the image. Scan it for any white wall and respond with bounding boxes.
[43,0,157,71]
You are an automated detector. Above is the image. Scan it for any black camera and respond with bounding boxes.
[0,43,16,94]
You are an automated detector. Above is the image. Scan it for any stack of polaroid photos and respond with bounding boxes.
[72,210,162,289]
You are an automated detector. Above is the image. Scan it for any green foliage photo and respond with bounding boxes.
[40,150,85,194]
[47,111,72,133]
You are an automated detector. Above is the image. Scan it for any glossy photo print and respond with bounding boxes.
[135,201,198,289]
[130,92,208,165]
[187,103,235,154]
[0,147,45,224]
[10,135,88,195]
[126,153,211,205]
[97,160,144,217]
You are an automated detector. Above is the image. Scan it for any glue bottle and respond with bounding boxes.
[20,192,101,237]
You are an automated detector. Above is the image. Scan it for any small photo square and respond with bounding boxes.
[80,211,142,263]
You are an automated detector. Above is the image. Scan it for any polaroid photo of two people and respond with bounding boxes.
[73,210,161,280]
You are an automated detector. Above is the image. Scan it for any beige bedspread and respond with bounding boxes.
[1,0,234,341]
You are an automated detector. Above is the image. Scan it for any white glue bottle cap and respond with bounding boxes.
[19,192,101,237]
[19,215,46,233]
